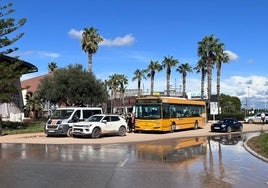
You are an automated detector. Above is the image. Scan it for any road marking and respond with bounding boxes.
[117,157,128,167]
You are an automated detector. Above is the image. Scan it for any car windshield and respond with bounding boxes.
[51,109,74,119]
[86,115,104,122]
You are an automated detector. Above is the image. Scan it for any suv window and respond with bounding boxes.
[103,116,110,122]
[111,116,120,122]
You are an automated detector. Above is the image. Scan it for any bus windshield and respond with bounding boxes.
[136,104,161,119]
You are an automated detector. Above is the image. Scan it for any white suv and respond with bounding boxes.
[72,114,127,138]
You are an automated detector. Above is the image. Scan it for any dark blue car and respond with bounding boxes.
[211,118,243,133]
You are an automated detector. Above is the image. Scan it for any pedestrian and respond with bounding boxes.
[261,112,266,125]
[0,113,2,136]
[126,112,134,133]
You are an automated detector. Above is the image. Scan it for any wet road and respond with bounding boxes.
[0,133,268,188]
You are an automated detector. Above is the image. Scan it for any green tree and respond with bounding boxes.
[36,64,108,107]
[219,94,241,114]
[162,56,179,96]
[0,2,26,56]
[132,69,146,97]
[176,63,192,98]
[48,61,58,73]
[81,27,103,72]
[0,60,26,102]
[145,60,162,96]
[0,2,27,103]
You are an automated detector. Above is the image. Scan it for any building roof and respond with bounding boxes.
[21,74,49,93]
[0,55,38,74]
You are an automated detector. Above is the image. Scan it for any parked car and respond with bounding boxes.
[72,114,127,138]
[244,112,268,124]
[211,118,243,133]
[45,107,103,137]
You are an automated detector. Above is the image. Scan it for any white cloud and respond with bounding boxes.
[68,29,83,39]
[224,50,238,61]
[16,50,60,59]
[68,29,135,47]
[100,34,135,46]
[37,51,60,58]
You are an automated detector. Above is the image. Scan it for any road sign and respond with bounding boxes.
[210,102,218,115]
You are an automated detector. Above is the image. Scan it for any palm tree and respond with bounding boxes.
[162,56,179,96]
[197,34,218,106]
[81,27,103,72]
[107,74,120,113]
[176,63,192,98]
[145,60,162,96]
[132,69,146,97]
[194,58,207,100]
[117,74,128,109]
[48,62,57,73]
[215,43,229,101]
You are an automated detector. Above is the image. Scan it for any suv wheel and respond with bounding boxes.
[118,126,126,136]
[92,127,101,138]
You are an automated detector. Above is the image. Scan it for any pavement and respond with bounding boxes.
[0,123,267,144]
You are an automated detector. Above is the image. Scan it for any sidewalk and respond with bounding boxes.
[0,123,266,144]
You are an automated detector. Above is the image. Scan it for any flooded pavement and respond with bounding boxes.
[0,132,268,188]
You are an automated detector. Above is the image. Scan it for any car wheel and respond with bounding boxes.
[239,126,243,132]
[92,127,101,139]
[227,126,232,133]
[170,123,176,133]
[248,120,253,124]
[194,121,198,130]
[118,126,126,136]
[67,128,73,137]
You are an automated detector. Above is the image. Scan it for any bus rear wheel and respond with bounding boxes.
[170,124,176,133]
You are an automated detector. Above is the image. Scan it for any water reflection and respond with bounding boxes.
[135,137,207,163]
[209,133,244,145]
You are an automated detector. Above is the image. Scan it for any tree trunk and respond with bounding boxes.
[88,53,93,72]
[150,75,155,96]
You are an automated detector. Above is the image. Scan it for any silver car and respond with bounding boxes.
[244,112,268,124]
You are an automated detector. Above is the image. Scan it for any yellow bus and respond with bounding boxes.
[134,96,206,132]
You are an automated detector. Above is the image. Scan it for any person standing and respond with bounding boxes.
[0,113,2,136]
[126,112,134,133]
[261,112,266,125]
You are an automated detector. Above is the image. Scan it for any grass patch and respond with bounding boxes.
[247,132,268,158]
[1,119,45,135]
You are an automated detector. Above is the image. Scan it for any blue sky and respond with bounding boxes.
[9,0,268,109]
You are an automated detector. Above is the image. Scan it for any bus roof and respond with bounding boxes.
[136,96,206,105]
